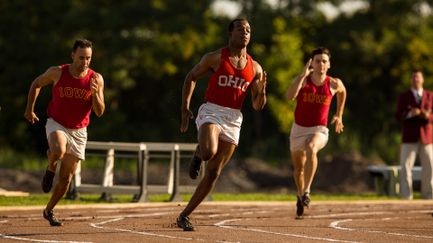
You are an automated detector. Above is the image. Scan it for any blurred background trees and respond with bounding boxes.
[1,0,433,166]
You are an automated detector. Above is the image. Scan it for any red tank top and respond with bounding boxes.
[47,64,94,129]
[294,76,333,127]
[205,47,255,109]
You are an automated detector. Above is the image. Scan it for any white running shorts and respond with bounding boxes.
[45,118,87,160]
[195,102,243,145]
[289,122,329,152]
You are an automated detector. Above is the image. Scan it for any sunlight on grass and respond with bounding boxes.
[0,192,406,207]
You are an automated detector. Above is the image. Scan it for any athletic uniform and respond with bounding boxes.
[45,64,94,160]
[195,47,255,145]
[290,76,333,151]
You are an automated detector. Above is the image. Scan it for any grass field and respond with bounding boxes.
[0,192,406,207]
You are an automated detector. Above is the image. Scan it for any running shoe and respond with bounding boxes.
[43,209,63,226]
[176,215,194,231]
[302,192,311,207]
[41,169,55,193]
[296,195,304,219]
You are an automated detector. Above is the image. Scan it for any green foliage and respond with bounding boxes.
[2,0,433,166]
[0,147,45,170]
[261,17,304,133]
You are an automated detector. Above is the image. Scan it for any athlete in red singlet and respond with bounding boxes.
[204,47,255,109]
[24,39,105,226]
[294,75,333,127]
[47,64,94,129]
[286,47,346,219]
[178,18,267,231]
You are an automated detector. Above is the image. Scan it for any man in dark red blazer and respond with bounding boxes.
[396,70,433,199]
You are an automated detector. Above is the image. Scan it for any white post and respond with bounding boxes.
[102,148,115,187]
[167,145,177,194]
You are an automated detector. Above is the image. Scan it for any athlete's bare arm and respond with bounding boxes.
[24,66,62,124]
[90,72,105,117]
[330,77,346,133]
[287,59,313,100]
[180,50,221,133]
[251,61,267,111]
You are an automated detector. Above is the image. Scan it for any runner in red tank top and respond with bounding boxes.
[294,75,333,127]
[286,47,346,219]
[47,64,94,129]
[177,18,267,231]
[24,39,105,226]
[204,47,255,109]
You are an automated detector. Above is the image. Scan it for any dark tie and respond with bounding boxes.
[417,93,422,104]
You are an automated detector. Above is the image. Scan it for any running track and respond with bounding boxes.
[0,200,432,242]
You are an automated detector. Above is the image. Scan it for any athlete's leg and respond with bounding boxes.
[45,154,80,211]
[47,131,68,172]
[197,123,220,161]
[303,133,327,194]
[188,124,220,179]
[42,131,68,193]
[291,150,306,197]
[291,150,306,217]
[180,140,236,217]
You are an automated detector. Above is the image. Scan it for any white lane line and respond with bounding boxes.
[215,219,362,243]
[310,209,433,219]
[407,210,433,214]
[26,210,177,222]
[208,213,231,218]
[90,212,242,243]
[329,219,354,231]
[205,210,270,219]
[0,210,176,243]
[329,212,433,240]
[90,214,195,241]
[308,211,392,218]
[0,234,91,243]
[94,207,178,214]
[0,218,90,243]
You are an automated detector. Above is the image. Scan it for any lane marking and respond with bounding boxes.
[309,209,433,219]
[0,234,91,243]
[329,211,433,239]
[25,210,177,222]
[308,211,392,218]
[90,217,194,241]
[329,219,354,231]
[0,210,175,243]
[90,212,194,240]
[89,211,244,243]
[0,217,90,243]
[331,218,433,239]
[215,218,363,243]
[3,204,431,243]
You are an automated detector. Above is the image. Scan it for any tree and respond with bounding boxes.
[3,0,433,166]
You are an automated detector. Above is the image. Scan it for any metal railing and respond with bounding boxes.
[66,141,198,202]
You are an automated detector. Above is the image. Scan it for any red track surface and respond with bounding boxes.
[1,200,433,243]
